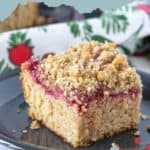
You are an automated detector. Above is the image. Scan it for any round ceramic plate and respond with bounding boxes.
[0,69,150,150]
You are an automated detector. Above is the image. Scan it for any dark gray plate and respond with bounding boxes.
[0,69,150,150]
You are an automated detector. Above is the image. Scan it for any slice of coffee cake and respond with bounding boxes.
[20,41,142,147]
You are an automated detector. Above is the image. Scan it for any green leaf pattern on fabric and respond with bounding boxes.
[68,22,80,37]
[8,32,27,47]
[91,35,111,42]
[25,39,31,45]
[8,32,33,51]
[38,26,48,32]
[67,19,133,55]
[101,12,129,34]
[0,59,12,73]
[119,45,131,55]
[83,21,93,40]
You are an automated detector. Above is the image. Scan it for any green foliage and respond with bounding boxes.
[83,21,93,40]
[101,12,129,34]
[68,21,80,37]
[68,21,93,39]
[38,26,48,32]
[0,60,4,70]
[119,45,131,55]
[133,22,144,37]
[91,34,111,42]
[8,32,32,51]
[10,32,27,44]
[0,59,12,73]
[25,39,31,45]
[20,32,26,41]
[83,21,93,34]
[67,20,132,55]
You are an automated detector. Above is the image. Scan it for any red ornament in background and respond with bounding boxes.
[8,32,33,66]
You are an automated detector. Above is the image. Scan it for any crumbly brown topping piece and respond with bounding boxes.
[30,120,41,130]
[39,41,141,95]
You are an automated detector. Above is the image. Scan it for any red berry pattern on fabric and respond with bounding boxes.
[137,4,150,14]
[9,43,32,66]
[8,32,33,66]
[134,137,142,145]
[145,144,150,150]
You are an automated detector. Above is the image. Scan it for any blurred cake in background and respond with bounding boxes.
[0,2,48,32]
[0,2,84,33]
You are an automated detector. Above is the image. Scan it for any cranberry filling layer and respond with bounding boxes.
[28,58,63,99]
[27,58,140,109]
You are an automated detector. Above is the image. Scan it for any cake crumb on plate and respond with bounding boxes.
[133,130,141,136]
[22,129,28,133]
[12,129,16,133]
[110,142,120,150]
[140,112,150,120]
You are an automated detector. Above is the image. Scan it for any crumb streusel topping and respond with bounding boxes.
[39,41,141,94]
[21,41,142,112]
